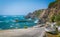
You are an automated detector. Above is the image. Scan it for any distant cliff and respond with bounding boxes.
[25,9,44,19]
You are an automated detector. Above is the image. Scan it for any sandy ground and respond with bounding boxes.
[0,27,45,37]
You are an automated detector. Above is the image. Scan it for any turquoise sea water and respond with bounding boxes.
[0,15,38,30]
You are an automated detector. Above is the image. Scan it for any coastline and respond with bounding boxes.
[0,25,45,37]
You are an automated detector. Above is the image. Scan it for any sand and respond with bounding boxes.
[0,27,45,37]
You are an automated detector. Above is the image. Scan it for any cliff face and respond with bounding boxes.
[25,9,44,19]
[48,0,60,22]
[39,0,60,23]
[25,0,60,24]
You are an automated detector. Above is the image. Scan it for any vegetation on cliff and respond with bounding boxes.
[33,9,44,17]
[48,0,60,8]
[26,0,60,24]
[48,0,60,26]
[25,9,44,19]
[48,1,56,8]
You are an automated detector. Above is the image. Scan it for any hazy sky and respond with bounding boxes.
[0,0,55,15]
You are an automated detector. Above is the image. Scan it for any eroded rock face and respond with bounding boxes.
[39,0,60,23]
[25,9,44,19]
[25,0,60,23]
[39,9,50,23]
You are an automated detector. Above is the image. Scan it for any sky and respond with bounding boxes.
[0,0,55,15]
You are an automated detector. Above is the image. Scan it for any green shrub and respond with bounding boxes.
[54,14,60,26]
[56,21,60,26]
[54,15,60,22]
[50,15,55,22]
[57,33,60,37]
[24,26,28,29]
[48,1,56,8]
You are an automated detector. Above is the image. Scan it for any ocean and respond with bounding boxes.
[0,15,38,30]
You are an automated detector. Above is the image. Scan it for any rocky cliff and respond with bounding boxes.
[48,0,60,22]
[25,9,44,19]
[25,0,60,24]
[37,0,60,23]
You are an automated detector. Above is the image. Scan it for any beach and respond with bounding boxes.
[0,26,45,37]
